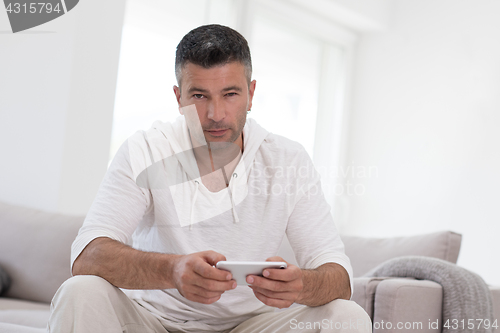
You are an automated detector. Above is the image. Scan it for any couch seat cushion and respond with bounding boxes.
[0,298,50,329]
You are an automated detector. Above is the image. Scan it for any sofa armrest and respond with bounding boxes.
[373,278,442,333]
[352,277,388,319]
[0,201,84,303]
[490,285,500,333]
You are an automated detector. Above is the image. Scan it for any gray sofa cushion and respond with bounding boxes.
[342,230,462,277]
[0,309,50,329]
[0,201,84,303]
[0,298,50,311]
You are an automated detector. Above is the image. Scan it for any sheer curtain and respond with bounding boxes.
[110,0,208,165]
[248,13,322,158]
[110,0,333,165]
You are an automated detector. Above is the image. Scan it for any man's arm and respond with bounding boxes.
[247,257,350,308]
[72,237,236,304]
[296,262,351,306]
[72,237,179,289]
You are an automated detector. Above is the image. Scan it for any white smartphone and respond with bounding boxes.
[215,261,287,286]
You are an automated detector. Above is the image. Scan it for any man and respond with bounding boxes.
[48,24,371,333]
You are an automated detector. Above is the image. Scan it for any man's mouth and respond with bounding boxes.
[206,129,228,137]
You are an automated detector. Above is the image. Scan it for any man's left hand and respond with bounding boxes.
[246,256,303,309]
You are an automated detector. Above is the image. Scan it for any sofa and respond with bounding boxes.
[1,200,499,332]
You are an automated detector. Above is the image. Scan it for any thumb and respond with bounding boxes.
[266,256,286,263]
[203,250,227,266]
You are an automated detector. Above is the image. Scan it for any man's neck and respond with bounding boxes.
[188,131,243,182]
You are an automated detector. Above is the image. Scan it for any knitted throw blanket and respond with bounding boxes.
[363,256,494,333]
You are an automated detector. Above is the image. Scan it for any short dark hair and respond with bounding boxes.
[175,24,252,88]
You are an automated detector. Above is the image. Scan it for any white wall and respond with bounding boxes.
[343,0,500,284]
[0,0,126,215]
[0,8,72,212]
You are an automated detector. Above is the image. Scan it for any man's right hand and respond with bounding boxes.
[172,250,236,304]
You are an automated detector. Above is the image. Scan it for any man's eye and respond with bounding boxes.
[226,92,237,97]
[193,94,204,99]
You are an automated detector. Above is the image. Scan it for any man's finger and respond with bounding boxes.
[193,275,236,293]
[193,260,232,281]
[203,250,227,266]
[247,275,288,292]
[251,288,293,309]
[185,292,222,305]
[265,256,286,263]
[249,285,295,300]
[187,284,228,299]
[196,273,236,291]
[262,266,300,282]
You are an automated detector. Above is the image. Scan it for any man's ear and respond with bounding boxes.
[173,85,183,114]
[248,80,256,111]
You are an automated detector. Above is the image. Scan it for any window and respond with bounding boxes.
[111,0,350,161]
[110,0,354,217]
[110,0,208,165]
[249,13,322,158]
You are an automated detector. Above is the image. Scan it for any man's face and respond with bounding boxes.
[173,62,256,151]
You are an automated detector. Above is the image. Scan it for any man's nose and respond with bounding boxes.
[207,99,226,122]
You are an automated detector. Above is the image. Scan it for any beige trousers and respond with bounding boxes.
[47,276,372,333]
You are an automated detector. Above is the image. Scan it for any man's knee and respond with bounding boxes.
[320,299,369,317]
[52,275,116,304]
[318,299,372,331]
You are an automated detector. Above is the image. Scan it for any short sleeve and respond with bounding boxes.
[285,149,354,299]
[70,138,151,275]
